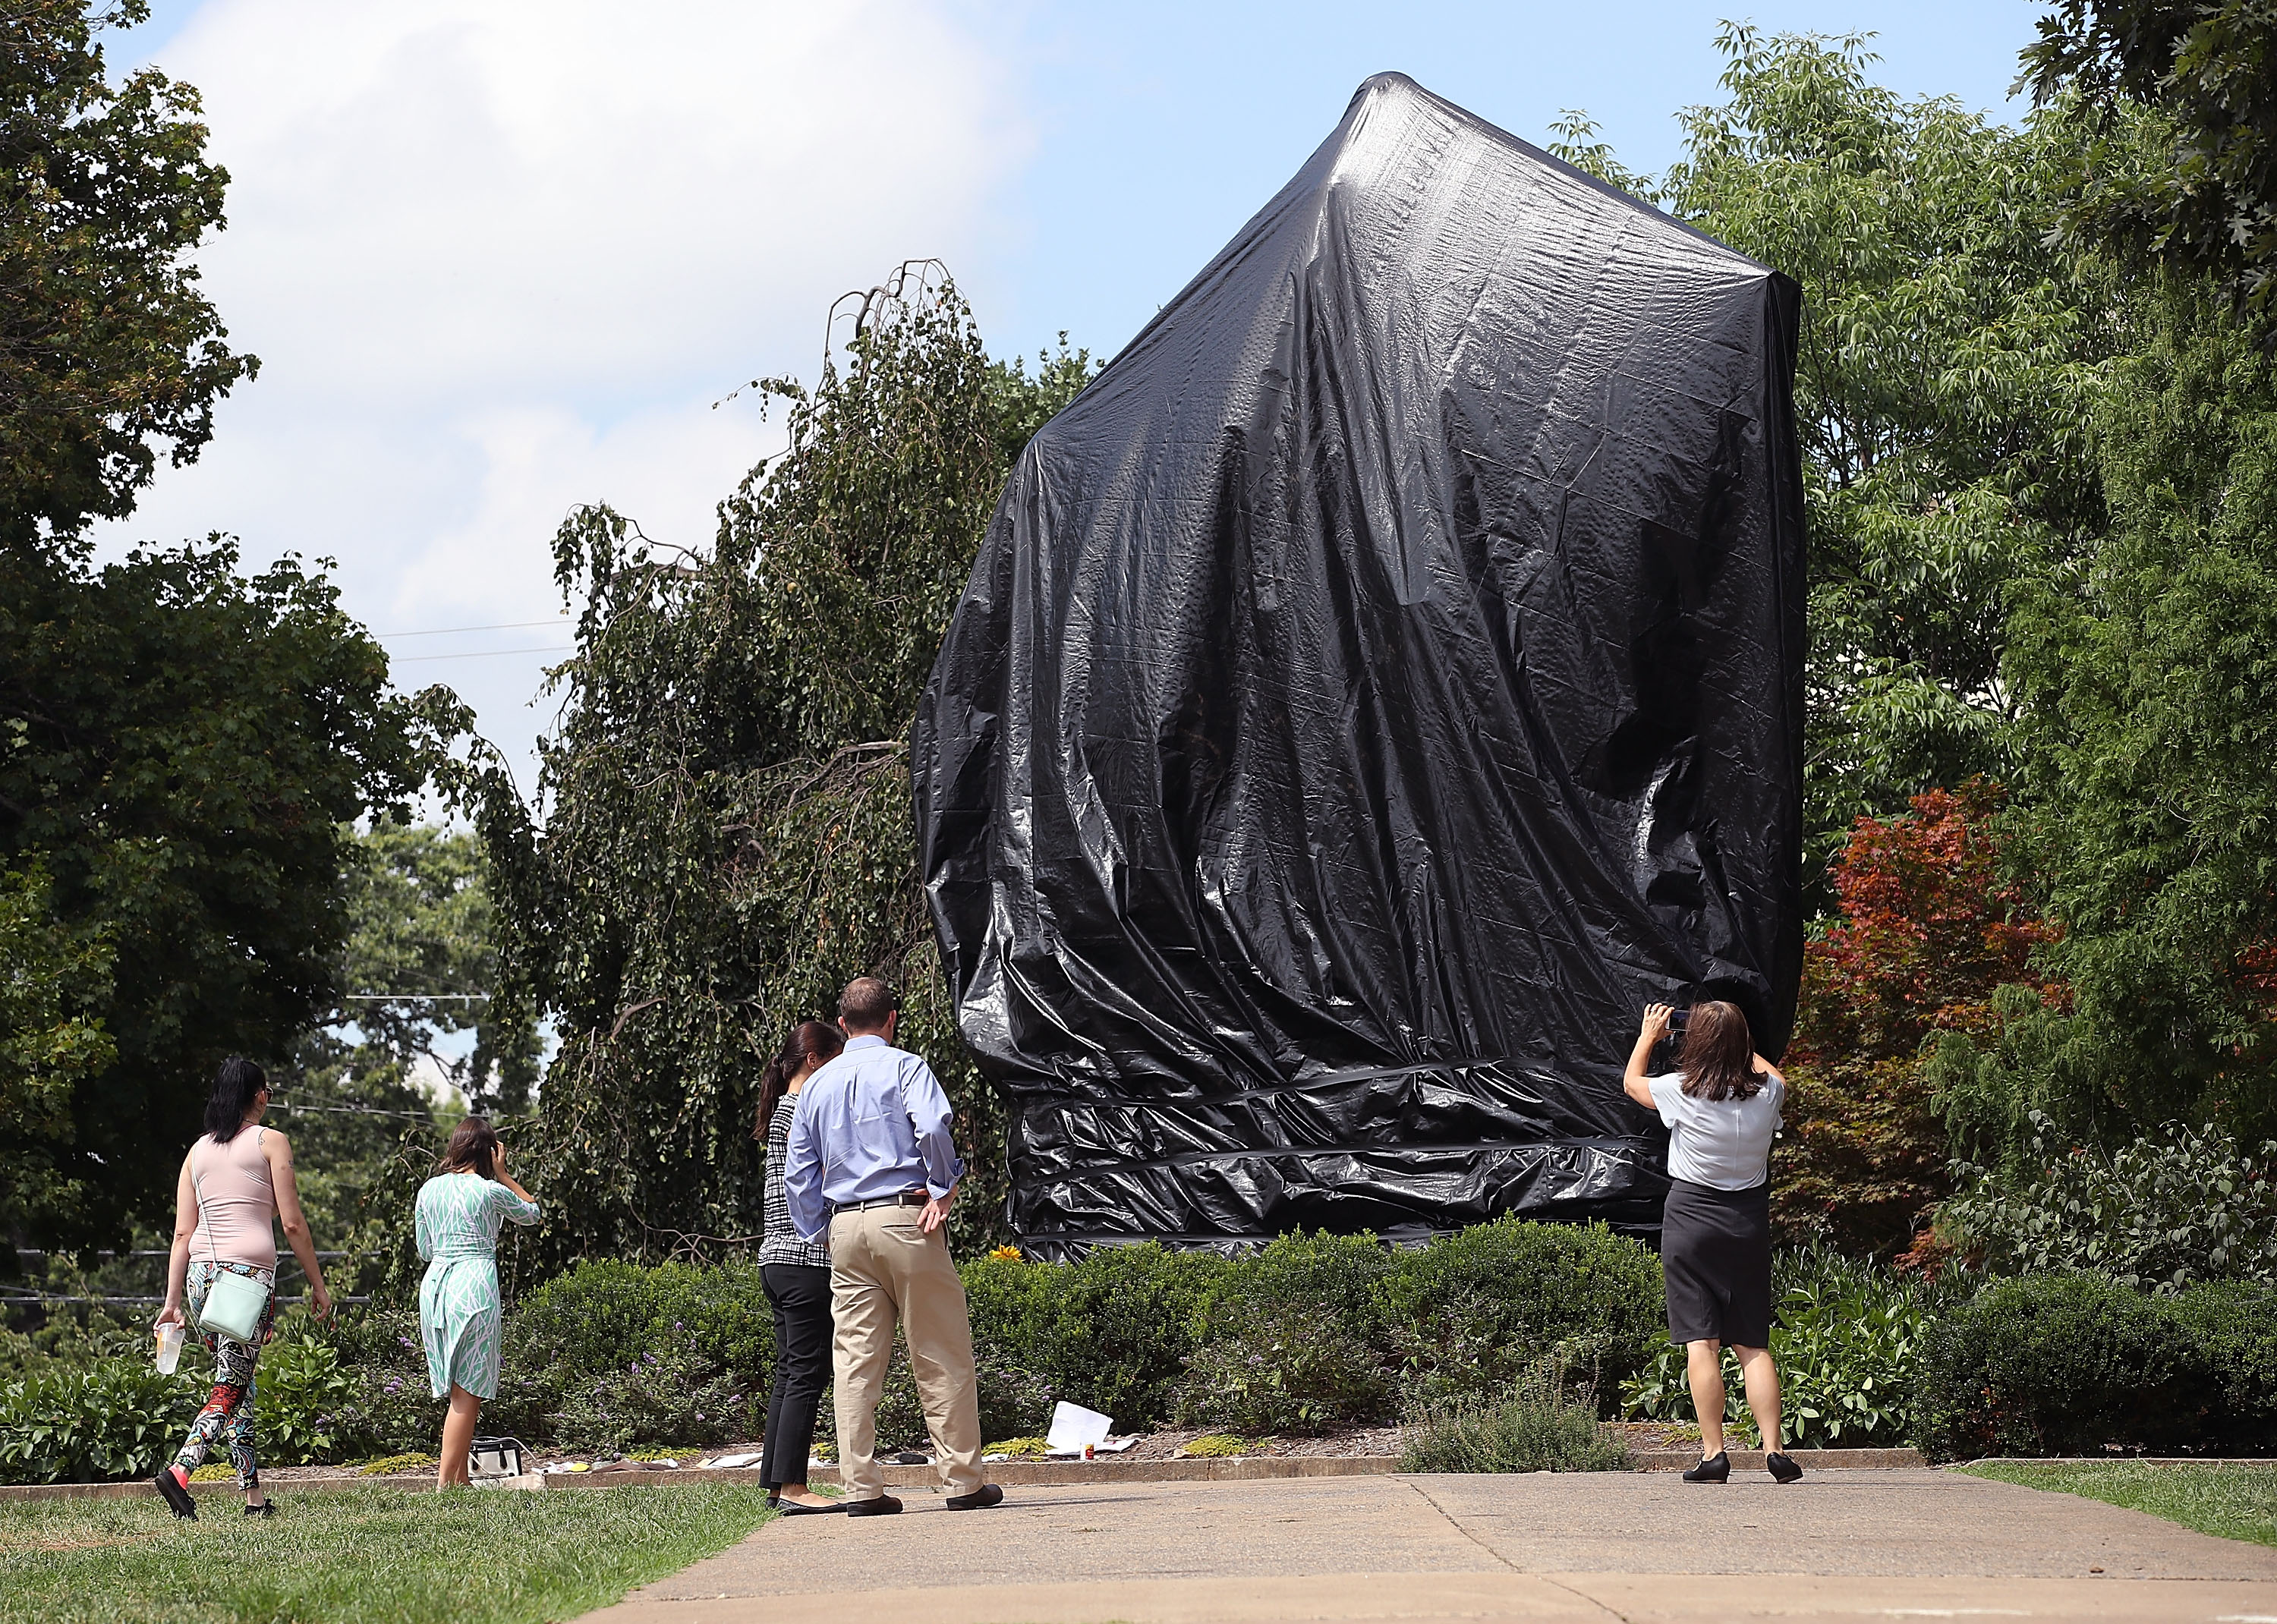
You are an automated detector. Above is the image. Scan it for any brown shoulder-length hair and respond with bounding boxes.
[754,1020,845,1141]
[440,1116,500,1180]
[1677,1001,1763,1101]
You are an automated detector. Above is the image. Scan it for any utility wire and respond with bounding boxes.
[393,645,575,664]
[376,618,572,639]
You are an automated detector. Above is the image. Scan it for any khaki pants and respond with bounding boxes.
[827,1203,984,1500]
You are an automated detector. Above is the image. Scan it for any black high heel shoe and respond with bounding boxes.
[1682,1449,1731,1484]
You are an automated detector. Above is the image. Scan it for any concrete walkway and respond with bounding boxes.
[581,1469,2277,1624]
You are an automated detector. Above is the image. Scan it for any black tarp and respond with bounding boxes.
[915,73,1805,1258]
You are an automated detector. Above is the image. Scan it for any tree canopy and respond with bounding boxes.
[2023,1,2277,315]
[0,0,254,547]
[454,265,1090,1269]
[0,542,438,1244]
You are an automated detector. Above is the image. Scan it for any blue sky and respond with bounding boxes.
[98,2,2043,783]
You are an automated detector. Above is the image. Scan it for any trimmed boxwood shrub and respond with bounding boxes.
[1915,1273,2277,1459]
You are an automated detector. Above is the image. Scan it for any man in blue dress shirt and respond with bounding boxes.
[783,976,1001,1514]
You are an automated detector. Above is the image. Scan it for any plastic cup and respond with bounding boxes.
[155,1322,184,1374]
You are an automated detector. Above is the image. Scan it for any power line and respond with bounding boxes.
[393,645,575,664]
[375,617,572,639]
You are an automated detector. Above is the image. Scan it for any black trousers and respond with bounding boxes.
[761,1262,833,1490]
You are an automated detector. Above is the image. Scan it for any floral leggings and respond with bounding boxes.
[173,1260,276,1490]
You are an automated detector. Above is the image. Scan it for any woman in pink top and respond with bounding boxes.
[151,1058,333,1519]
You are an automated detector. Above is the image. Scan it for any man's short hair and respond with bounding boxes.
[839,976,900,1032]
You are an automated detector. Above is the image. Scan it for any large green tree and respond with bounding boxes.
[0,0,254,546]
[1655,27,2133,880]
[456,266,1089,1273]
[2023,1,2277,316]
[0,543,436,1244]
[1989,282,2277,1144]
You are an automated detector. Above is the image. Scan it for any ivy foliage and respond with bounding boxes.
[455,265,1091,1273]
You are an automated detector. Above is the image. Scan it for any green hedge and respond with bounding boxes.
[1916,1273,2277,1460]
[2,1218,1666,1480]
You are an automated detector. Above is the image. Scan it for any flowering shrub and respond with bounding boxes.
[550,1336,758,1454]
[1943,1116,2277,1292]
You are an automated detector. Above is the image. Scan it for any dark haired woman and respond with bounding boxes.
[1624,1000,1802,1485]
[415,1116,540,1488]
[754,1019,845,1512]
[152,1058,334,1519]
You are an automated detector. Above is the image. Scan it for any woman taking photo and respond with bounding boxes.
[153,1057,334,1520]
[416,1117,540,1488]
[1623,1000,1801,1484]
[754,1019,844,1513]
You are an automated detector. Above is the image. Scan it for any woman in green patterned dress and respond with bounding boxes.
[416,1117,540,1487]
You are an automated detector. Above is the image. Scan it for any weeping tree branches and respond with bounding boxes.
[440,266,1091,1275]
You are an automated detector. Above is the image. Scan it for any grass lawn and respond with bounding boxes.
[1966,1462,2277,1550]
[0,1481,775,1623]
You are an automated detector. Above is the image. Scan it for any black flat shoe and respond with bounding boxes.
[153,1469,197,1519]
[1682,1450,1731,1484]
[244,1500,275,1518]
[843,1493,902,1517]
[775,1498,846,1515]
[1766,1451,1803,1483]
[945,1484,1003,1510]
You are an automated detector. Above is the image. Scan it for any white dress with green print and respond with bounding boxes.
[416,1172,540,1401]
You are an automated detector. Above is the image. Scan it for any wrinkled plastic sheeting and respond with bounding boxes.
[916,74,1805,1259]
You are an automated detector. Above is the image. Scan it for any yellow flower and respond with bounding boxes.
[988,1245,1023,1262]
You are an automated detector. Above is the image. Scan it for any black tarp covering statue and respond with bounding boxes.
[915,73,1805,1258]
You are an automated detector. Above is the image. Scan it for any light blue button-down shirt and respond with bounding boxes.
[782,1034,965,1242]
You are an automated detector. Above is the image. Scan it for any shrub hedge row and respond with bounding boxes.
[0,1218,1661,1481]
[14,1226,2277,1483]
[1915,1273,2277,1459]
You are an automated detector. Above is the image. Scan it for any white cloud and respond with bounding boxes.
[96,0,1028,771]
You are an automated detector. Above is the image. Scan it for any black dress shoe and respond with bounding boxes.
[1682,1450,1731,1484]
[776,1498,846,1515]
[843,1493,902,1516]
[154,1468,197,1519]
[945,1483,1003,1510]
[1766,1451,1803,1483]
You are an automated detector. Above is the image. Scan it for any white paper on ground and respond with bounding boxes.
[700,1452,762,1470]
[1093,1436,1139,1453]
[1044,1400,1114,1453]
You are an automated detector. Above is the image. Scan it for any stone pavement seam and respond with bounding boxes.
[1399,1475,1632,1622]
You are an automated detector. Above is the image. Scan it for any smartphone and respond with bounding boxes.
[1668,1008,1690,1036]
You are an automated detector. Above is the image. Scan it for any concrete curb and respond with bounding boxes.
[1,1446,1945,1502]
[1627,1445,1924,1471]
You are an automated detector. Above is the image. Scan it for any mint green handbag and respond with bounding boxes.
[197,1267,270,1345]
[191,1156,272,1345]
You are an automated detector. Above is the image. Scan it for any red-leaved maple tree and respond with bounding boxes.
[1773,781,2057,1253]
